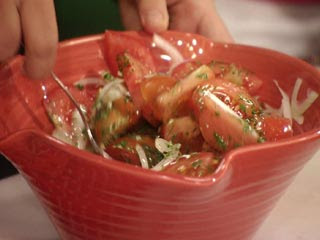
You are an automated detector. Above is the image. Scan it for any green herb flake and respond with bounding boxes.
[75,84,84,90]
[191,159,203,169]
[239,104,246,113]
[213,132,227,151]
[243,121,251,133]
[103,72,114,81]
[196,72,208,79]
[119,140,127,148]
[257,136,266,143]
[239,95,253,105]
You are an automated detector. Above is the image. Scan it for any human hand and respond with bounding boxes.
[119,0,233,43]
[0,0,58,79]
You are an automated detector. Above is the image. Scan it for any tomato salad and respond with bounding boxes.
[45,31,317,178]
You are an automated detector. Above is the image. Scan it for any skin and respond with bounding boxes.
[0,0,233,79]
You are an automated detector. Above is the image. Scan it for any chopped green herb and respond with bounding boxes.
[119,140,127,148]
[213,132,227,151]
[75,84,84,90]
[239,104,246,113]
[103,72,114,81]
[243,121,251,133]
[191,159,203,169]
[239,95,253,105]
[257,136,266,143]
[196,72,208,79]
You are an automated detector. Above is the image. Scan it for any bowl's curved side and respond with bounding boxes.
[1,129,319,240]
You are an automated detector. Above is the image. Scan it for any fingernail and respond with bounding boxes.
[141,10,167,32]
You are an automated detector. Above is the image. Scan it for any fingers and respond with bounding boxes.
[0,0,21,63]
[199,2,234,43]
[20,0,58,79]
[119,0,169,33]
[168,0,233,43]
[119,0,142,31]
[136,0,169,33]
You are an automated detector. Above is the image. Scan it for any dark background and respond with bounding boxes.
[0,0,123,179]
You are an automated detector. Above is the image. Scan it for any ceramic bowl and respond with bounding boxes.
[0,31,320,240]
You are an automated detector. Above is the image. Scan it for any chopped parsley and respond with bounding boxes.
[196,72,208,79]
[213,132,227,151]
[75,83,84,90]
[103,72,114,81]
[191,159,203,169]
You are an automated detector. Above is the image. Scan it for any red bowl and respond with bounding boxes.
[0,31,320,240]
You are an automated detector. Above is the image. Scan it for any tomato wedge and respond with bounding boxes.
[157,65,214,122]
[208,61,263,95]
[171,61,202,80]
[105,134,163,167]
[160,116,204,154]
[140,75,177,125]
[162,152,221,177]
[104,31,156,76]
[191,80,260,152]
[93,96,140,146]
[258,115,293,142]
[44,85,98,126]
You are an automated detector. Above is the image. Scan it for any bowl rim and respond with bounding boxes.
[1,31,320,188]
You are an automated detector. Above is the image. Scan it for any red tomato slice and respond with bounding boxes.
[258,115,293,142]
[140,75,177,125]
[104,31,156,76]
[191,80,260,152]
[160,116,204,154]
[162,152,222,177]
[44,85,98,126]
[208,61,263,95]
[117,53,154,109]
[171,61,202,80]
[105,134,162,167]
[93,96,140,146]
[157,65,214,122]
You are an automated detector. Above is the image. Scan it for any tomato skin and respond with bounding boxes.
[157,65,214,122]
[139,75,177,125]
[258,116,293,141]
[162,152,221,177]
[104,31,155,76]
[208,61,263,95]
[45,85,98,126]
[171,61,202,80]
[191,80,260,152]
[160,116,204,154]
[93,96,140,146]
[117,53,154,114]
[105,135,162,167]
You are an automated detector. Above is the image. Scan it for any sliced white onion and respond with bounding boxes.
[153,34,184,72]
[74,77,105,87]
[274,80,292,121]
[135,144,149,169]
[291,78,319,124]
[152,138,181,171]
[52,127,73,145]
[96,79,126,103]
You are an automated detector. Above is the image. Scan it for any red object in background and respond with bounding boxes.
[0,32,320,240]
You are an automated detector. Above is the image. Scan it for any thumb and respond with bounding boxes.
[136,0,169,33]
